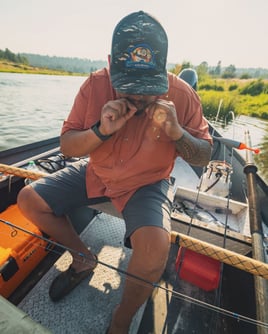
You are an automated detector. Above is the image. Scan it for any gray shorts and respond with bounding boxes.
[31,160,173,248]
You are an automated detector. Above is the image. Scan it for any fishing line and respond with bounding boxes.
[172,166,206,306]
[184,104,235,333]
[212,165,233,333]
[211,110,240,332]
[0,218,158,287]
[169,287,268,329]
[0,218,267,330]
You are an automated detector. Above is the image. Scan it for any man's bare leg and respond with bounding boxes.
[107,226,170,334]
[17,186,96,272]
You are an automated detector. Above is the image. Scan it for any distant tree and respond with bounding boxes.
[208,60,222,77]
[181,61,193,71]
[168,61,195,76]
[18,53,29,65]
[196,61,209,81]
[222,64,236,78]
[0,48,28,64]
[215,60,221,76]
[4,48,16,62]
[169,63,182,75]
[240,73,251,79]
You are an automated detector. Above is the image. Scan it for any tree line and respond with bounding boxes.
[170,61,268,80]
[1,48,268,78]
[0,48,107,74]
[21,53,107,74]
[0,48,28,65]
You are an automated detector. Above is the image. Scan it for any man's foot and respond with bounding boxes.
[49,254,98,302]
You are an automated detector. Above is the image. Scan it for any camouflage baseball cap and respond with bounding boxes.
[110,11,168,95]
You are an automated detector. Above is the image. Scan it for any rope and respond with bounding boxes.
[171,231,268,279]
[0,163,47,180]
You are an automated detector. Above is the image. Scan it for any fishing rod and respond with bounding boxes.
[0,217,268,330]
[243,130,268,334]
[0,217,154,287]
[1,215,268,280]
[213,136,260,154]
[210,99,223,138]
[183,124,261,154]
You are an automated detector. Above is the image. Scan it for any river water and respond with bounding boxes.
[0,72,86,150]
[1,72,268,182]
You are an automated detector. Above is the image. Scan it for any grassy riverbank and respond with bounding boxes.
[0,60,87,76]
[198,78,268,120]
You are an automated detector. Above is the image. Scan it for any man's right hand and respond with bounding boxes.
[99,99,137,136]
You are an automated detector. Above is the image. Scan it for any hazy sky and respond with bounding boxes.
[1,0,267,68]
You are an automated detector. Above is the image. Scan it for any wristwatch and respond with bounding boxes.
[91,121,112,141]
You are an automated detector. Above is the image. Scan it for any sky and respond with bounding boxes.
[1,0,268,69]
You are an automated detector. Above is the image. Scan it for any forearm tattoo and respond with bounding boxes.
[175,130,212,166]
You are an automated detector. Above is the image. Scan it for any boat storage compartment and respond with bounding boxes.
[0,204,52,298]
[175,247,221,291]
[173,186,250,237]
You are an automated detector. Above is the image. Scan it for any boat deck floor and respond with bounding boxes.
[10,211,253,334]
[17,213,145,334]
[1,157,255,333]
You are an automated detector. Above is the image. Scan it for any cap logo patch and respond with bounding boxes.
[126,44,156,69]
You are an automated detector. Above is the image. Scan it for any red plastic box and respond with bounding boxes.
[175,247,221,291]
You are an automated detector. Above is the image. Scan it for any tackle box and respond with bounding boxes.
[0,204,52,298]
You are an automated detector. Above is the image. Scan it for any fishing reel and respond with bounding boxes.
[200,160,233,197]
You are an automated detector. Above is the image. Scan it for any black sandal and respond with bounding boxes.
[49,255,98,302]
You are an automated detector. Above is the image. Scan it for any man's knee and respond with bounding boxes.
[17,185,49,214]
[131,226,170,274]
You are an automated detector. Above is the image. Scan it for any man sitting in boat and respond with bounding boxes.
[17,10,212,334]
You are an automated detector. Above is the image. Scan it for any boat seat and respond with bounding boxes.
[87,157,200,221]
[89,202,123,219]
[68,203,123,235]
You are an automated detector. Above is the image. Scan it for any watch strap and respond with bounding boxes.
[91,121,112,141]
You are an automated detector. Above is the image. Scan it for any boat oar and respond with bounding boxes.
[243,130,268,333]
[1,162,268,280]
[213,136,260,154]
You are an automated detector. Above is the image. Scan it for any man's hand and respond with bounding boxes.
[146,99,184,141]
[99,99,137,135]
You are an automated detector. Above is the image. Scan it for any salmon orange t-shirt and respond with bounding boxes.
[61,68,211,212]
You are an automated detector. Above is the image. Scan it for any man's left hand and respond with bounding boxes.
[146,100,184,141]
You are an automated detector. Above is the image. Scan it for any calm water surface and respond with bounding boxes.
[1,72,268,182]
[0,72,85,150]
